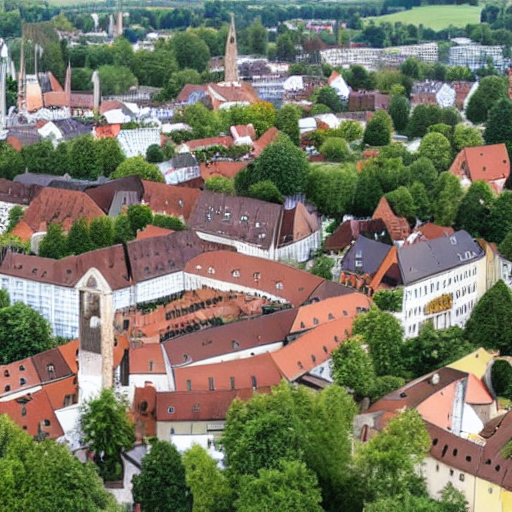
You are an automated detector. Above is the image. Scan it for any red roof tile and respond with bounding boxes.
[415,223,454,241]
[142,180,200,220]
[372,196,410,242]
[95,124,121,138]
[252,127,279,157]
[10,219,35,242]
[100,100,125,114]
[173,352,283,392]
[184,136,233,151]
[57,339,79,375]
[43,375,77,410]
[130,344,166,375]
[22,187,105,233]
[136,225,174,240]
[0,357,40,397]
[200,161,247,181]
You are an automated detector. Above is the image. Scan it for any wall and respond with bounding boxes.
[156,419,225,440]
[277,231,321,263]
[0,201,21,234]
[135,272,185,304]
[194,230,274,260]
[474,478,505,512]
[422,456,476,512]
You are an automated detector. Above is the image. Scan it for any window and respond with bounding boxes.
[328,313,334,320]
[3,370,8,377]
[167,406,175,414]
[149,361,153,372]
[186,379,192,391]
[43,419,51,426]
[230,377,235,390]
[140,401,148,413]
[449,469,454,476]
[46,364,56,380]
[355,250,363,258]
[209,377,215,391]
[21,407,26,416]
[251,376,257,389]
[232,270,240,278]
[4,385,10,392]
[232,340,239,349]
[355,260,363,268]
[459,474,465,482]
[253,272,260,281]
[20,378,26,386]
[208,267,215,274]
[276,282,283,290]
[313,318,319,325]
[19,365,25,371]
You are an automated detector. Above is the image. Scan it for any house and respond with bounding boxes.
[327,70,350,100]
[340,236,392,278]
[372,196,411,245]
[397,230,486,337]
[200,161,248,182]
[324,218,389,253]
[116,128,161,158]
[178,136,233,153]
[176,82,260,110]
[449,144,510,194]
[188,192,321,262]
[411,80,456,108]
[141,180,200,220]
[157,153,201,185]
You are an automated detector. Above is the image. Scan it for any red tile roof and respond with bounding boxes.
[155,387,271,422]
[252,127,279,158]
[21,187,105,234]
[0,389,63,438]
[176,84,207,103]
[10,220,35,242]
[200,161,247,181]
[100,100,125,114]
[48,72,64,92]
[184,136,233,151]
[32,347,73,383]
[271,316,354,381]
[136,225,174,240]
[372,196,410,242]
[0,357,40,397]
[173,352,283,392]
[142,180,200,220]
[95,124,121,138]
[230,124,256,140]
[415,223,454,241]
[57,339,79,375]
[43,375,77,410]
[130,344,166,374]
[43,91,69,108]
[185,250,325,307]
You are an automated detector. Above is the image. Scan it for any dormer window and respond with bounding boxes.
[46,364,56,380]
[276,282,283,290]
[255,222,261,228]
[208,267,215,274]
[240,215,249,222]
[253,272,260,281]
[232,269,240,278]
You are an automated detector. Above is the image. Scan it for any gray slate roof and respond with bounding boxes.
[342,236,391,276]
[397,230,484,285]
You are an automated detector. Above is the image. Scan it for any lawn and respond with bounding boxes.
[369,4,481,31]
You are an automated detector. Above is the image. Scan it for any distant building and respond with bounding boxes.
[449,43,506,71]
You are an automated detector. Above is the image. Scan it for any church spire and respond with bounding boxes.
[224,13,238,83]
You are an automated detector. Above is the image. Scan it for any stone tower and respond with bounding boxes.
[224,13,238,83]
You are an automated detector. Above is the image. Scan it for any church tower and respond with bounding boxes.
[224,13,238,83]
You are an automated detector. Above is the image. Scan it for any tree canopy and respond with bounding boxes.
[363,110,392,146]
[112,156,164,182]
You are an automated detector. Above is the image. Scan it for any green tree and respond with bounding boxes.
[172,32,211,72]
[0,415,119,512]
[484,97,512,155]
[372,289,403,313]
[275,32,296,62]
[247,18,268,55]
[70,67,93,91]
[314,86,342,113]
[0,302,54,364]
[466,75,508,124]
[0,143,24,180]
[363,110,392,146]
[309,255,334,280]
[464,280,512,355]
[21,140,55,175]
[402,323,473,379]
[184,445,232,512]
[164,68,202,100]
[332,335,376,400]
[0,288,10,309]
[338,120,364,142]
[112,36,134,69]
[455,180,494,237]
[485,190,512,243]
[133,439,192,512]
[112,156,164,182]
[96,137,125,177]
[356,409,430,503]
[386,186,416,222]
[406,104,442,138]
[152,214,186,231]
[410,181,432,221]
[80,388,136,481]
[90,216,115,249]
[146,144,165,163]
[408,157,438,193]
[441,108,462,127]
[428,123,453,144]
[400,57,420,78]
[352,307,403,377]
[127,204,153,234]
[245,102,276,137]
[70,135,101,180]
[98,65,137,95]
[319,137,350,162]
[433,173,464,226]
[133,48,178,89]
[205,176,235,195]
[114,215,135,244]
[247,180,283,204]
[234,163,259,196]
[388,95,410,133]
[67,218,94,255]
[6,206,24,233]
[39,223,69,259]
[352,165,384,217]
[491,360,512,399]
[418,132,452,173]
[453,124,483,153]
[370,375,407,403]
[236,460,323,512]
[253,134,309,196]
[310,103,331,115]
[275,104,302,146]
[499,230,512,260]
[54,141,71,176]
[183,103,221,139]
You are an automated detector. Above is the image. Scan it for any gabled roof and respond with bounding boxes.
[324,219,388,252]
[32,347,73,384]
[368,367,468,413]
[372,196,410,242]
[43,374,77,411]
[341,236,391,276]
[0,357,40,397]
[57,339,79,375]
[155,387,271,422]
[20,187,105,235]
[86,176,144,213]
[183,136,233,152]
[278,203,319,246]
[447,347,493,381]
[136,225,174,240]
[126,230,222,284]
[252,127,279,158]
[188,191,283,251]
[414,223,454,241]
[129,344,166,375]
[185,250,325,307]
[169,153,198,169]
[162,308,297,366]
[200,161,248,181]
[173,352,283,392]
[142,180,200,220]
[457,143,510,184]
[271,316,354,381]
[397,230,485,285]
[0,178,40,205]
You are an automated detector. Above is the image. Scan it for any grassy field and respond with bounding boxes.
[369,4,481,30]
